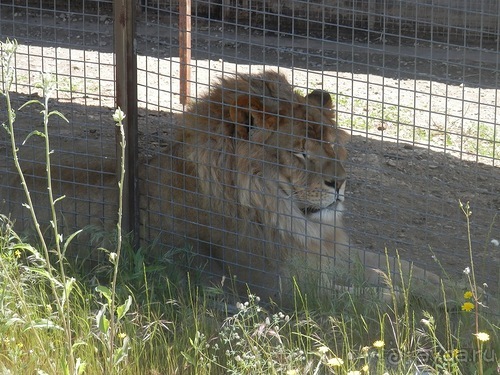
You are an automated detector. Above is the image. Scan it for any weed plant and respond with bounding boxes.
[1,39,499,374]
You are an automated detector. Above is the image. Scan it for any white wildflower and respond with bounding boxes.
[112,107,126,123]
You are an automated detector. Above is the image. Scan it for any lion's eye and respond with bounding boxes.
[293,151,308,160]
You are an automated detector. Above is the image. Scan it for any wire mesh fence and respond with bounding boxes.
[0,1,117,257]
[1,0,499,300]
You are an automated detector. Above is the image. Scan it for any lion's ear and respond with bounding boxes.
[306,89,333,109]
[229,95,278,139]
[229,96,263,124]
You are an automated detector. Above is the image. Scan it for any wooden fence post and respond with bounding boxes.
[179,0,192,106]
[114,0,139,244]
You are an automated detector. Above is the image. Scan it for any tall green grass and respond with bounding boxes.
[1,38,498,374]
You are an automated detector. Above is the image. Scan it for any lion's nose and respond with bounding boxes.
[336,180,346,202]
[325,179,346,202]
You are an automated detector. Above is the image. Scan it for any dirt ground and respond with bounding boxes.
[1,8,499,294]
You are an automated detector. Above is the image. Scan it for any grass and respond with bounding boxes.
[1,39,499,374]
[1,222,499,374]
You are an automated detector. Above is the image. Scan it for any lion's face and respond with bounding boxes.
[268,116,346,214]
[231,87,348,217]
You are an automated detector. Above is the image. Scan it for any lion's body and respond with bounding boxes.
[140,72,361,301]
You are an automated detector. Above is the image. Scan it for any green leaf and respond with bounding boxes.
[181,351,195,366]
[48,110,69,123]
[5,317,25,326]
[113,336,130,366]
[75,357,86,375]
[64,277,76,302]
[96,305,109,335]
[18,99,43,110]
[95,285,112,305]
[72,341,87,350]
[2,121,12,135]
[22,129,46,144]
[117,295,132,321]
[53,194,66,205]
[26,318,63,331]
[29,268,63,287]
[62,229,82,256]
[61,358,70,375]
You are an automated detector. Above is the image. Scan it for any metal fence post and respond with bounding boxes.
[114,0,139,246]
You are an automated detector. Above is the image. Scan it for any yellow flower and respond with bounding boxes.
[461,302,474,312]
[373,340,385,348]
[118,332,127,339]
[361,364,369,372]
[475,332,490,342]
[286,370,298,375]
[326,357,344,367]
[14,249,21,259]
[463,291,473,299]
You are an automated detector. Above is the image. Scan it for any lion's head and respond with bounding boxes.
[240,88,348,216]
[181,71,349,219]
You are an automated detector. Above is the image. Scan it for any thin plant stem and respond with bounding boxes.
[108,108,127,372]
[460,200,484,375]
[2,40,76,374]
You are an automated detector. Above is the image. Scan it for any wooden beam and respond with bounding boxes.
[114,0,139,244]
[179,0,192,106]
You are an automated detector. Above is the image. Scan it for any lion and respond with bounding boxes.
[140,71,450,305]
[1,71,489,309]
